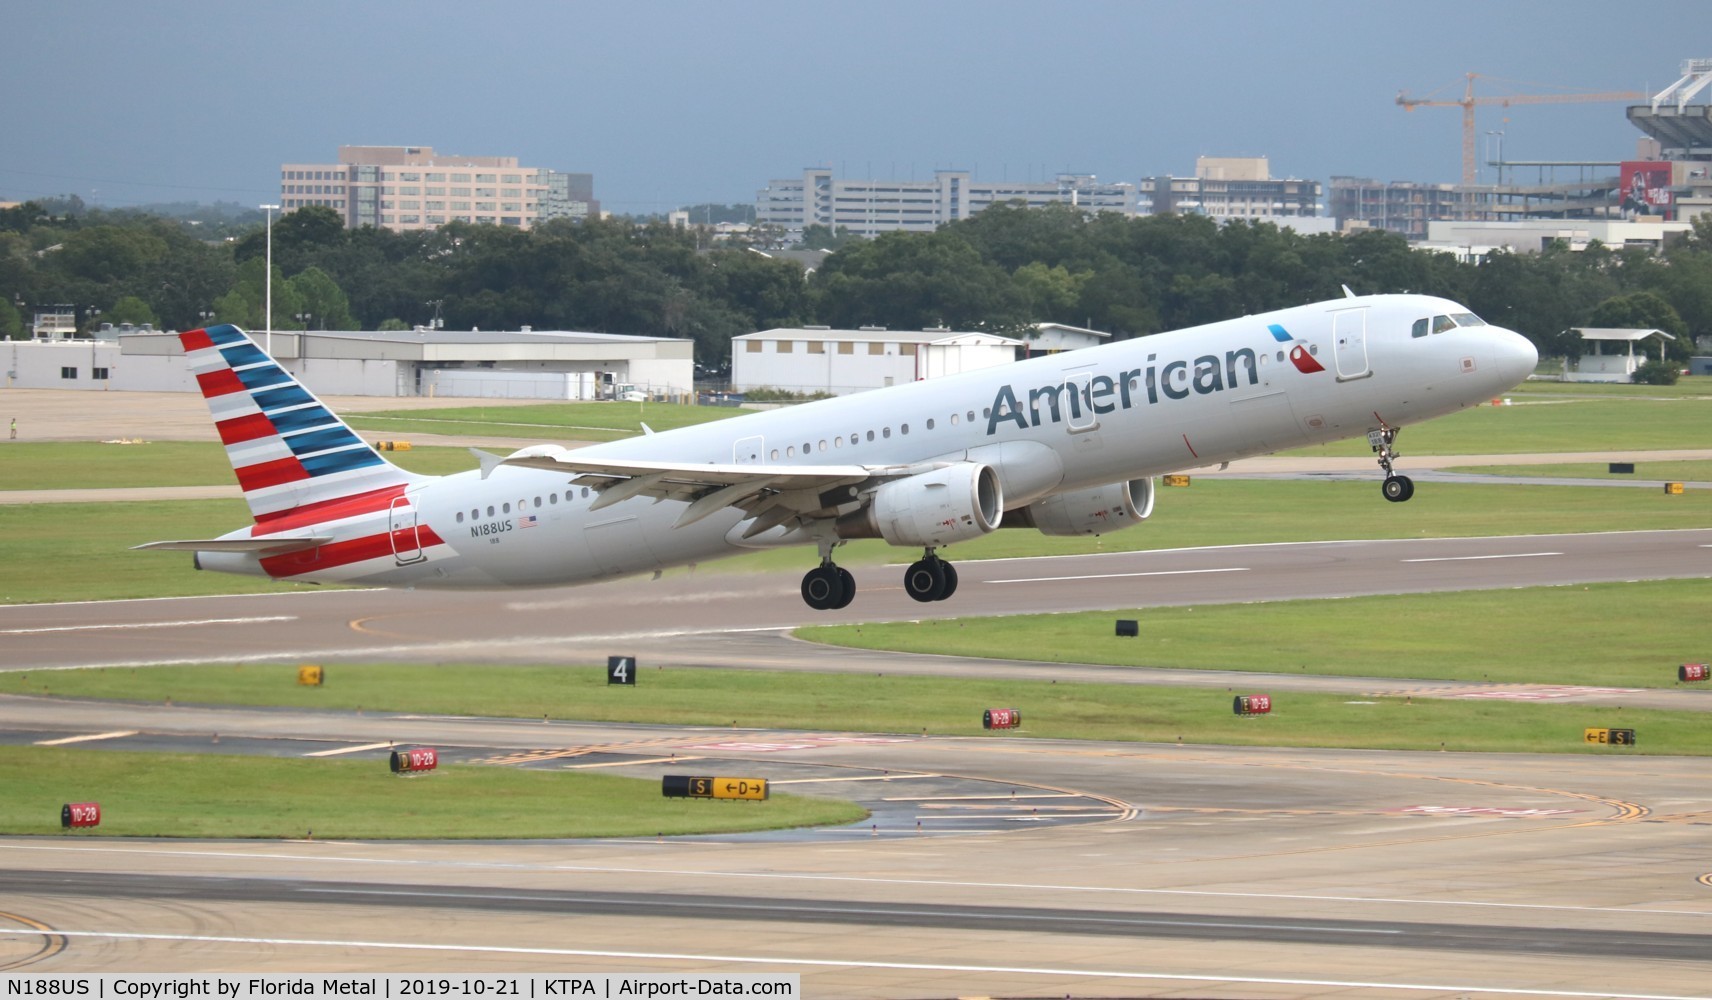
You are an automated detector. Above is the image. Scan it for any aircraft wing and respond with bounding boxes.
[502,451,900,531]
[132,537,332,556]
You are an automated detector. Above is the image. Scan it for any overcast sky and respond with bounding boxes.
[4,0,1705,214]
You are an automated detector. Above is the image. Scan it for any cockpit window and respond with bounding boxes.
[1415,312,1489,338]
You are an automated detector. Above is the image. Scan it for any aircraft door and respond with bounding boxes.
[1062,369,1098,432]
[1333,307,1371,382]
[734,435,764,465]
[389,496,425,564]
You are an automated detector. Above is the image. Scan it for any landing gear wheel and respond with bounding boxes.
[1370,422,1414,502]
[832,567,856,610]
[934,561,959,601]
[801,564,847,610]
[904,558,947,603]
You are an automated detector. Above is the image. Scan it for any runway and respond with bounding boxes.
[6,528,1710,708]
[3,529,1712,996]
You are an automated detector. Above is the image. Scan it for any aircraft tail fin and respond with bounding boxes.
[179,324,427,524]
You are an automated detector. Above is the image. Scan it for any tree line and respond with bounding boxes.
[4,199,1709,367]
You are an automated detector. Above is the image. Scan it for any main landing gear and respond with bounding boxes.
[903,549,958,603]
[799,548,962,609]
[801,559,856,611]
[1370,423,1415,503]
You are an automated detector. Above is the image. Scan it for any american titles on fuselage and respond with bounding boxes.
[985,342,1307,436]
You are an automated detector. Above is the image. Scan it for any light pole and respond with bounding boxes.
[294,311,313,331]
[199,309,216,328]
[260,203,279,354]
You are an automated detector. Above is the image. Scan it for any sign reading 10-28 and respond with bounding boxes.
[607,655,637,686]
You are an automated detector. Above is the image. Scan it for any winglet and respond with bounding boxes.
[471,448,503,480]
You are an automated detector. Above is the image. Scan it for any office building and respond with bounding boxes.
[1140,157,1322,221]
[756,168,1138,238]
[279,146,596,231]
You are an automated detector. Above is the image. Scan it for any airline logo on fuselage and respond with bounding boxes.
[1271,323,1325,374]
[986,341,1290,436]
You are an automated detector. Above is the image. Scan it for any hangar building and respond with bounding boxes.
[5,328,693,401]
[732,327,1024,396]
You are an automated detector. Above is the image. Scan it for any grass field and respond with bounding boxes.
[8,662,1710,756]
[4,478,1707,604]
[0,745,864,839]
[1440,461,1712,482]
[1508,376,1712,398]
[7,386,1709,493]
[798,578,1712,688]
[0,499,324,603]
[1278,394,1712,459]
[346,401,739,443]
[0,442,483,490]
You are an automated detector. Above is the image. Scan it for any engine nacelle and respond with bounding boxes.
[1001,477,1155,537]
[838,463,1004,547]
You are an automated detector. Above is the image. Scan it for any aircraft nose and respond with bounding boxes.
[1492,328,1538,387]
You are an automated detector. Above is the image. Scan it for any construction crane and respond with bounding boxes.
[1396,73,1646,186]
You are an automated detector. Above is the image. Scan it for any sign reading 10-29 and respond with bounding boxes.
[607,655,637,686]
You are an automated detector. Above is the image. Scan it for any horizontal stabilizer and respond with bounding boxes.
[132,536,332,556]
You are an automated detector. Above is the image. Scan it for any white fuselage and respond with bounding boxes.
[201,294,1537,589]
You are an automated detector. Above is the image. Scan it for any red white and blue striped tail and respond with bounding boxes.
[179,324,425,523]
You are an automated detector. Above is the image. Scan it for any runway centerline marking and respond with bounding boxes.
[0,615,296,636]
[33,731,137,746]
[1401,552,1562,563]
[986,567,1248,585]
[26,931,1705,999]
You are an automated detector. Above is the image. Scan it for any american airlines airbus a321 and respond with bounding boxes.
[138,291,1537,610]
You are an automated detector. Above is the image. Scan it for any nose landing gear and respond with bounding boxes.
[1370,422,1414,503]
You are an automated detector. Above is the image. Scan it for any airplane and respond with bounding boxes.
[138,292,1538,610]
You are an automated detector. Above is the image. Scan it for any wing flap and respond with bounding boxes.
[502,450,925,527]
[502,453,876,494]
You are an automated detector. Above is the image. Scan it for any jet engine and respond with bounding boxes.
[837,463,1004,547]
[1001,477,1155,537]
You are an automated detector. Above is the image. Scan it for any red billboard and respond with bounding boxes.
[1621,161,1673,215]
